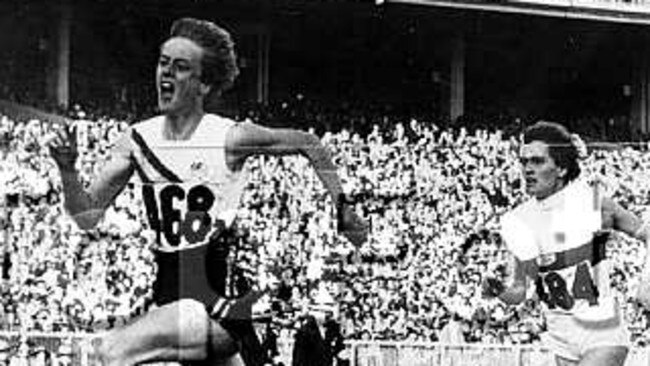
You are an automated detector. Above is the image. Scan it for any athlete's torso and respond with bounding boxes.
[501,178,617,321]
[128,114,245,252]
[124,114,250,304]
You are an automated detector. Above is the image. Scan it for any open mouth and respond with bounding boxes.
[525,177,536,187]
[159,81,175,100]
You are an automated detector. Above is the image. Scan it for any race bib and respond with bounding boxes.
[536,261,616,321]
[142,183,224,250]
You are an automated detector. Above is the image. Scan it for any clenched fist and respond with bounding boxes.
[47,123,78,170]
[337,203,368,247]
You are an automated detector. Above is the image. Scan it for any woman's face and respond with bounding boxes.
[520,141,567,200]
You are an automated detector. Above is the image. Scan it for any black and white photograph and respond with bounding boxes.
[3,0,650,365]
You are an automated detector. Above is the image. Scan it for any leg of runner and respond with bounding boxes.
[181,353,245,366]
[555,355,577,366]
[578,346,627,366]
[97,299,238,366]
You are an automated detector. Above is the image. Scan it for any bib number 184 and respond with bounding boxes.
[536,262,599,310]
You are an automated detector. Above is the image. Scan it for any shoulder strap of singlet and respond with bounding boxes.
[130,128,182,183]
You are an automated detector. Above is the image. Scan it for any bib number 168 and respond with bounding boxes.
[143,184,223,246]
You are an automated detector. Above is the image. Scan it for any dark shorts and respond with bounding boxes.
[152,231,231,308]
[151,233,265,366]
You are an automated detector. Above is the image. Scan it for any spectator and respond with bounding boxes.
[439,313,465,344]
[323,312,345,366]
[292,315,329,366]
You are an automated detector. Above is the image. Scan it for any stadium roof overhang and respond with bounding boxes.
[380,0,650,25]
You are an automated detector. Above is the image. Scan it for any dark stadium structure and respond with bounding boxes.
[3,0,650,137]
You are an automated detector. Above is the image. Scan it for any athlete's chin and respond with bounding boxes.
[524,186,535,196]
[529,188,553,200]
[525,183,541,197]
[158,101,176,114]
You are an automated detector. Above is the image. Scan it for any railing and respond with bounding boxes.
[346,340,650,366]
[385,0,650,23]
[0,331,101,365]
[1,332,650,366]
[509,0,650,14]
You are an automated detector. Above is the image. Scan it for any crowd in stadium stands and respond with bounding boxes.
[3,85,642,142]
[2,100,650,364]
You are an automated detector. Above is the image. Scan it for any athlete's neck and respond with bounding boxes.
[535,180,567,201]
[164,108,205,140]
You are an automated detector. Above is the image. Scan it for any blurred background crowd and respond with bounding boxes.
[1,99,650,364]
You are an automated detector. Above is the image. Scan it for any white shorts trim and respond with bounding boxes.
[543,309,630,361]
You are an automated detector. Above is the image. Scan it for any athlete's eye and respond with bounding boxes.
[158,56,170,68]
[520,157,546,166]
[175,62,191,72]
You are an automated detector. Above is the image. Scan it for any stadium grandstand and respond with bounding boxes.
[4,0,650,365]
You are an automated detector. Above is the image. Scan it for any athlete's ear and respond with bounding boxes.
[200,82,211,96]
[558,166,567,179]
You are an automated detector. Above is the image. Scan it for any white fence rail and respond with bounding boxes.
[346,341,650,366]
[1,332,649,365]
